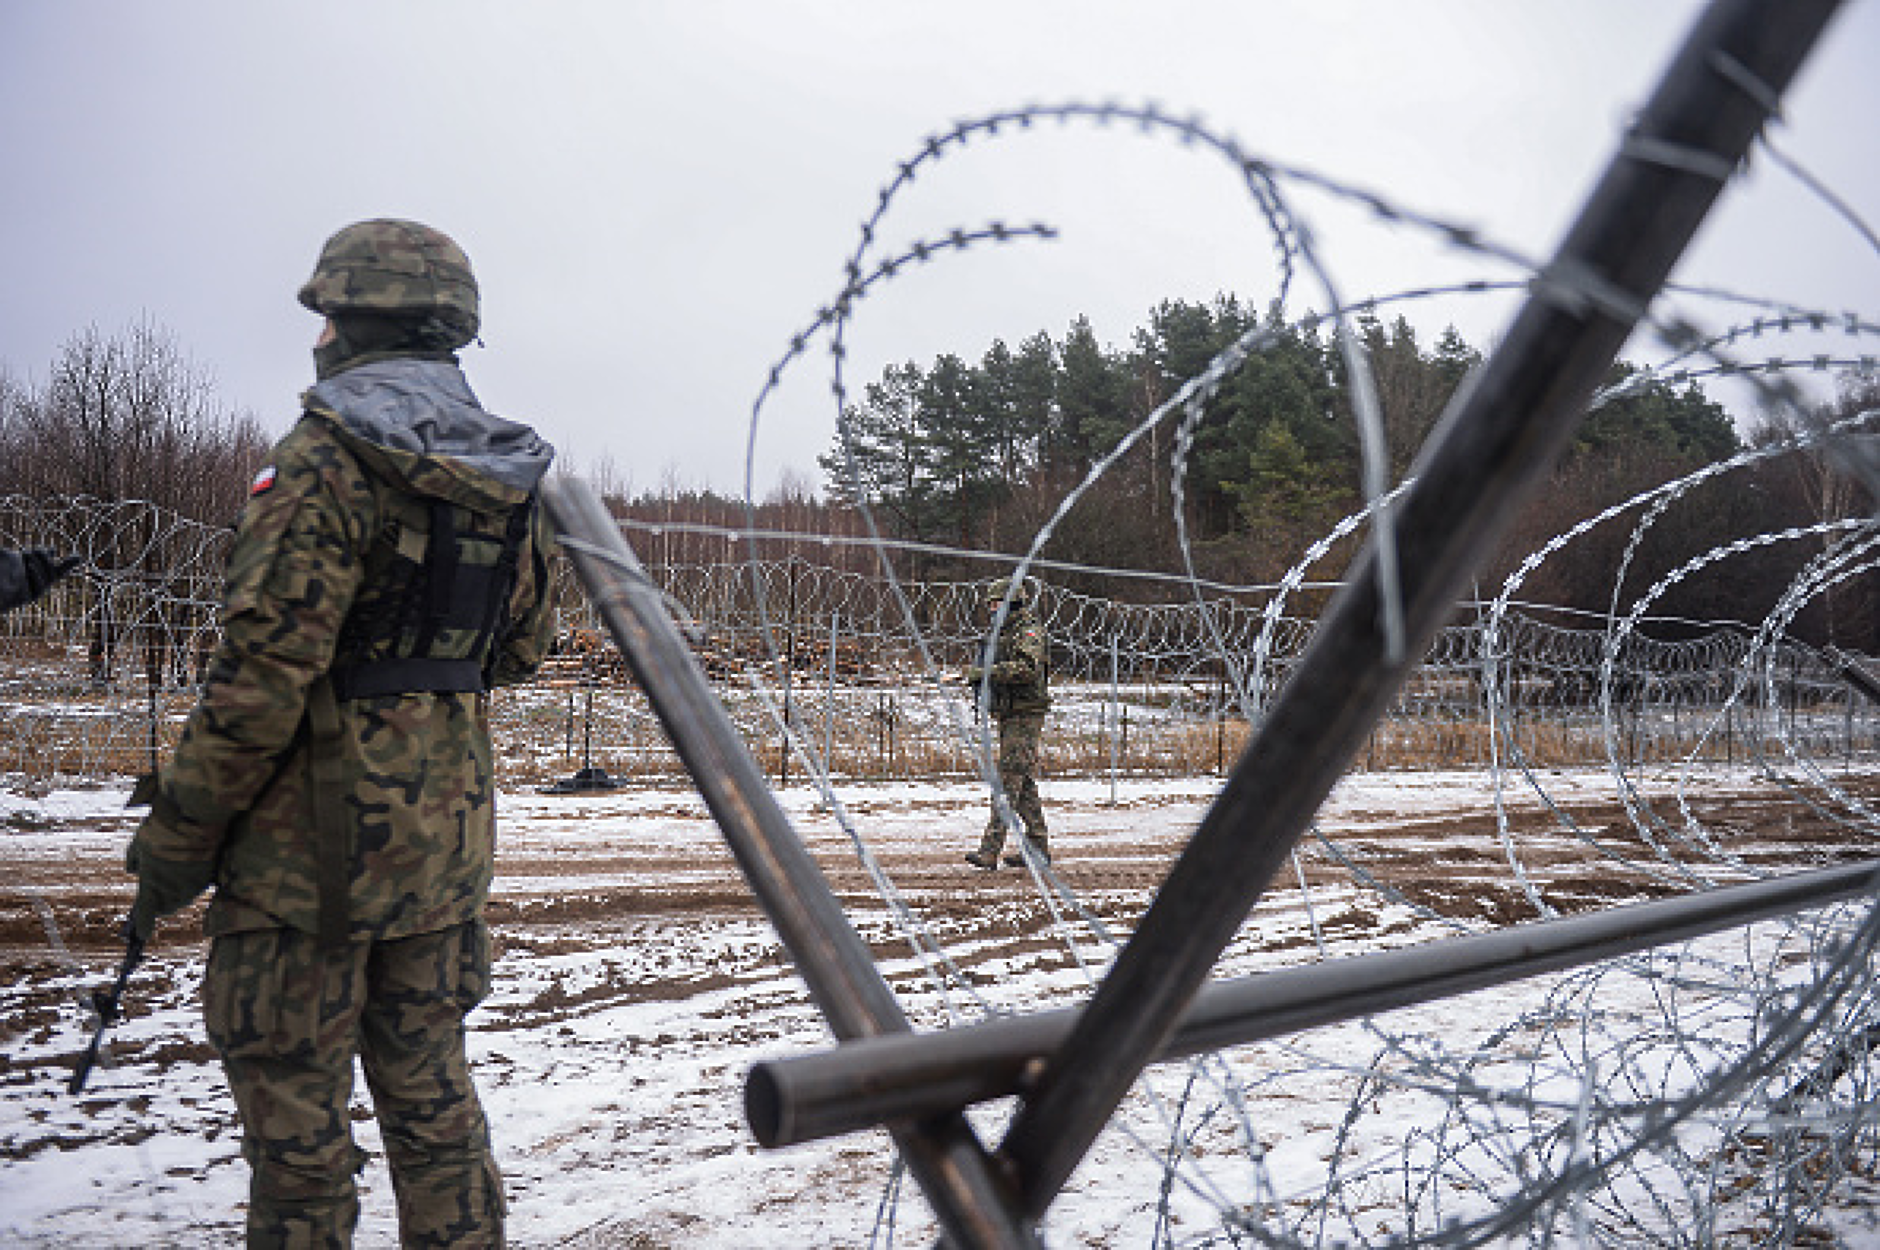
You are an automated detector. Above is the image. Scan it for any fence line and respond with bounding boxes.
[7,6,1879,1236]
[5,494,1875,791]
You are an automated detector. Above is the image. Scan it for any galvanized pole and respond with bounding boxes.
[543,479,1037,1249]
[1108,632,1120,805]
[825,608,839,776]
[781,557,797,786]
[994,0,1847,1219]
[748,859,1880,1147]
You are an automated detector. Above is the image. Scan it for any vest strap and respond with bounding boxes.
[330,657,485,701]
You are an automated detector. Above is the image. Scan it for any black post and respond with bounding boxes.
[995,0,1846,1219]
[543,479,1036,1249]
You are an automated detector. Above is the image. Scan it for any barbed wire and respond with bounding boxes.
[15,476,1880,1242]
[10,493,1865,791]
[724,86,1880,1246]
[6,71,1880,1250]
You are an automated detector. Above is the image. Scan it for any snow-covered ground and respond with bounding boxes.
[3,768,1879,1246]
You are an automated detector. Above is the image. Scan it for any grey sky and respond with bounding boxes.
[3,2,1875,499]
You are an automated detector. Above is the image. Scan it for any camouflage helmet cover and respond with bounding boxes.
[297,218,480,346]
[985,575,1038,606]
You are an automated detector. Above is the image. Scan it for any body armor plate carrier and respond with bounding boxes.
[328,492,535,701]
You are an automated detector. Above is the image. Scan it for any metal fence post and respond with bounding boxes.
[1108,632,1120,804]
[824,607,839,778]
[992,0,1847,1219]
[543,478,1038,1249]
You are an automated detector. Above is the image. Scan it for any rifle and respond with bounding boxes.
[69,916,146,1095]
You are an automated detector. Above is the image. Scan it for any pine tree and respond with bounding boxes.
[817,360,936,539]
[1052,315,1129,474]
[919,352,996,546]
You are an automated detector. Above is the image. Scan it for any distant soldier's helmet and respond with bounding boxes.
[985,575,1038,606]
[297,219,480,348]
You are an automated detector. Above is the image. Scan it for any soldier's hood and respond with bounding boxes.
[303,358,554,505]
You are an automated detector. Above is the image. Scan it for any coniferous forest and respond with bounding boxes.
[815,295,1879,642]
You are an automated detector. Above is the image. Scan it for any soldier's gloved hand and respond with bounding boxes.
[126,835,215,941]
[22,548,82,599]
[127,772,161,808]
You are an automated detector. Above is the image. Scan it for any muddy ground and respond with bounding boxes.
[6,768,1874,966]
[4,767,1879,1246]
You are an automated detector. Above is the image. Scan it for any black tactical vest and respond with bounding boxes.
[328,490,535,700]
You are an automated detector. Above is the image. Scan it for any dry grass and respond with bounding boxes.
[7,669,1875,790]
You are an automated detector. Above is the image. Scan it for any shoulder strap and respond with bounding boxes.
[411,498,458,660]
[475,493,536,684]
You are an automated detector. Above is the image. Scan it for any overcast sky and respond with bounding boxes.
[3,2,1875,499]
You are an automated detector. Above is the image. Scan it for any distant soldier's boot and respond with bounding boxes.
[967,823,1003,870]
[1004,831,1049,868]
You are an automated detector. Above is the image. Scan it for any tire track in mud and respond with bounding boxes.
[6,775,1876,964]
[5,773,1877,1085]
[5,768,1880,1237]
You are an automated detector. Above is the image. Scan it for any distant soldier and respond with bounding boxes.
[963,575,1052,869]
[123,219,557,1247]
[0,547,80,612]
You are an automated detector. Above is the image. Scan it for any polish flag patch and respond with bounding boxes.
[250,465,278,496]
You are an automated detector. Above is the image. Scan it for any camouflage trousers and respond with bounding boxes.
[978,711,1048,857]
[202,918,504,1248]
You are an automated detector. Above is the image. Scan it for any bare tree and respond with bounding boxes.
[3,319,269,685]
[1743,368,1880,645]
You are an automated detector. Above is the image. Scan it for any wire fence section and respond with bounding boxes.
[4,493,1877,791]
[7,7,1880,1245]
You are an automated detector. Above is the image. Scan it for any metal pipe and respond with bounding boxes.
[824,607,839,771]
[1108,632,1120,804]
[1830,646,1880,705]
[749,860,1880,1147]
[995,0,1847,1220]
[543,478,1037,1249]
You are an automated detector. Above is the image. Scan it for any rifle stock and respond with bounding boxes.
[69,917,145,1096]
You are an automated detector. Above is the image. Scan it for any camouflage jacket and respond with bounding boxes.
[968,609,1051,719]
[134,358,557,940]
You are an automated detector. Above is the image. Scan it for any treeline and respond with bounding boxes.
[817,295,1880,643]
[6,313,1877,647]
[1,321,272,686]
[597,474,883,576]
[1,319,269,526]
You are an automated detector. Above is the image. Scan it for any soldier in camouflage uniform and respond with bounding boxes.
[124,219,556,1248]
[964,576,1052,869]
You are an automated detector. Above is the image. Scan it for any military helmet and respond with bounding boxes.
[297,218,480,346]
[985,575,1039,606]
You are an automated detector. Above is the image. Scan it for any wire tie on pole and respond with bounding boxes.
[1708,50,1786,121]
[1616,133,1737,184]
[1527,256,1649,327]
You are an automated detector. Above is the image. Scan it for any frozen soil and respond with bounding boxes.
[2,765,1878,1246]
[8,768,1873,962]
